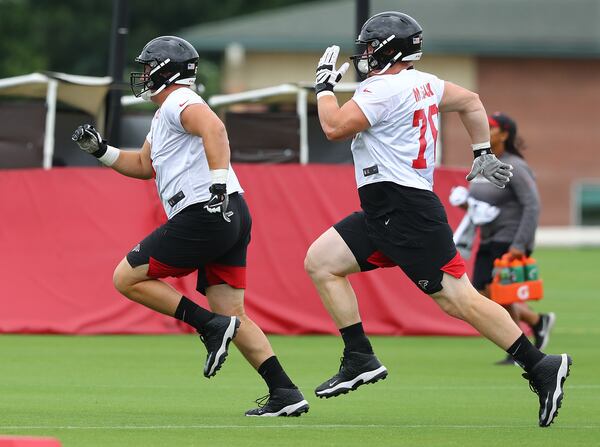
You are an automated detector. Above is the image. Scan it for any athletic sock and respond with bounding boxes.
[257,356,296,392]
[340,322,374,355]
[174,296,215,332]
[506,333,545,372]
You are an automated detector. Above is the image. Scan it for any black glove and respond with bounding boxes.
[204,183,231,222]
[71,124,107,158]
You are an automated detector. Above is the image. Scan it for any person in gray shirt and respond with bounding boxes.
[469,112,555,364]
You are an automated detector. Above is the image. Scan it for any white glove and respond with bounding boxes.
[315,45,349,98]
[466,149,513,189]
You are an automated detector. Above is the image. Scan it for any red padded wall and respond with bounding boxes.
[0,165,476,335]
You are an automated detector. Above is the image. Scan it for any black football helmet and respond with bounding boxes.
[351,12,423,79]
[130,36,199,100]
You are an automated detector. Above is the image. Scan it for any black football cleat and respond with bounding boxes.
[522,353,572,427]
[532,312,556,350]
[199,315,240,378]
[315,351,388,398]
[245,387,309,417]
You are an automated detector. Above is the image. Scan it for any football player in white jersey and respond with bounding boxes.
[72,36,308,417]
[305,12,570,427]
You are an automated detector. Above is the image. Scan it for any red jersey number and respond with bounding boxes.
[411,104,439,169]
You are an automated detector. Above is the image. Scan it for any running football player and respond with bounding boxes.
[72,36,309,417]
[305,12,570,427]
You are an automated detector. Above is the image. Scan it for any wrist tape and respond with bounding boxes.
[210,169,229,184]
[98,145,120,166]
[471,142,492,159]
[315,81,335,97]
[316,90,335,99]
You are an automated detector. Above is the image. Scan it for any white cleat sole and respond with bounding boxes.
[245,400,310,417]
[540,353,572,427]
[316,365,388,398]
[205,316,239,378]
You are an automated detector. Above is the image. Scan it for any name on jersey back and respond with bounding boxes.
[413,83,434,103]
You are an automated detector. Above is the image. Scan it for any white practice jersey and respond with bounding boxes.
[351,68,445,191]
[146,88,243,219]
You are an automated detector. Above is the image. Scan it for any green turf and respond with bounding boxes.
[1,248,599,446]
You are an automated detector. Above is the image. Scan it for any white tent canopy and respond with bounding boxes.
[0,72,112,169]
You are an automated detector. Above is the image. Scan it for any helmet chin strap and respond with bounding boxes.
[374,52,403,75]
[142,72,181,101]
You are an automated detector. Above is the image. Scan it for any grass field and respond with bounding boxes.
[1,248,599,446]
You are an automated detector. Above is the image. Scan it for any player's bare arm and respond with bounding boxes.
[180,101,232,220]
[439,81,513,188]
[180,103,230,170]
[318,96,371,141]
[110,139,153,179]
[71,124,153,179]
[439,81,489,144]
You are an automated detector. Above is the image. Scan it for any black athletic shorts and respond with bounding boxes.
[126,193,251,295]
[472,241,532,291]
[333,182,466,295]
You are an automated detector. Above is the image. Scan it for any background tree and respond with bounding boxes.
[0,0,318,80]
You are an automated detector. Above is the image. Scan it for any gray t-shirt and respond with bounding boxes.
[468,152,540,251]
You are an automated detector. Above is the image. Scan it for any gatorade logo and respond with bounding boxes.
[517,284,530,301]
[527,266,538,280]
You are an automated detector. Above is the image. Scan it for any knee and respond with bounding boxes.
[112,262,133,296]
[304,249,332,283]
[217,301,247,319]
[433,288,480,321]
[304,246,321,278]
[206,286,247,318]
[434,294,463,319]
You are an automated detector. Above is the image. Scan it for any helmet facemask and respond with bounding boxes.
[351,35,403,80]
[130,58,198,100]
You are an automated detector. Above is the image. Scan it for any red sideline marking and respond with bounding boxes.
[205,264,246,289]
[441,251,466,278]
[0,437,61,447]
